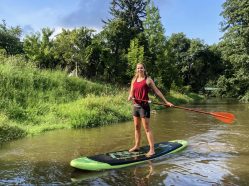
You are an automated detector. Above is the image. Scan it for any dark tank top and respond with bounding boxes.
[133,77,149,105]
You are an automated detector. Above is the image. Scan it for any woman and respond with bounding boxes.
[128,63,174,157]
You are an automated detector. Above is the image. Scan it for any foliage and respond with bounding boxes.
[167,33,191,88]
[0,113,27,143]
[144,0,166,54]
[100,0,148,83]
[108,0,147,34]
[0,20,23,55]
[215,68,249,98]
[143,0,173,91]
[53,27,96,76]
[240,91,249,103]
[185,39,219,91]
[100,19,130,83]
[23,28,57,68]
[166,32,225,93]
[217,0,249,100]
[127,38,144,77]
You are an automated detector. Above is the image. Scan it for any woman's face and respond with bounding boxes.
[136,64,145,74]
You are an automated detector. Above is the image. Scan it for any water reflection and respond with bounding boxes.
[71,162,155,186]
[71,169,109,183]
[132,161,154,186]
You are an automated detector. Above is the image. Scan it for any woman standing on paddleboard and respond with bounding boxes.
[128,63,174,157]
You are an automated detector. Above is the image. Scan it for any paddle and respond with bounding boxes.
[133,98,235,124]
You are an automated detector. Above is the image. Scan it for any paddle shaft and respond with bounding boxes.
[153,102,230,119]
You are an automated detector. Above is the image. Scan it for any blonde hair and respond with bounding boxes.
[132,63,148,82]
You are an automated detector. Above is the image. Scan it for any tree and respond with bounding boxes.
[217,0,249,100]
[144,0,172,90]
[108,0,147,34]
[221,0,249,71]
[0,20,23,55]
[100,0,148,83]
[144,0,166,55]
[127,38,144,77]
[167,33,191,89]
[105,0,148,50]
[100,19,129,83]
[185,39,223,92]
[23,28,56,69]
[53,27,96,76]
[167,33,223,92]
[83,34,107,78]
[23,33,41,64]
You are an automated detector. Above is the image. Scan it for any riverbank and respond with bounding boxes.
[0,58,203,144]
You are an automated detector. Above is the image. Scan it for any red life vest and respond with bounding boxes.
[133,77,149,105]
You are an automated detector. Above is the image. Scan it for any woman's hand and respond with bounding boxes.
[128,95,133,101]
[165,101,174,107]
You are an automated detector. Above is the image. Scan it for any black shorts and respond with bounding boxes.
[133,104,150,118]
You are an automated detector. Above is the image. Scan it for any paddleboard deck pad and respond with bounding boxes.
[70,140,187,171]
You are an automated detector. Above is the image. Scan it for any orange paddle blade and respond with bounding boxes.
[211,112,235,124]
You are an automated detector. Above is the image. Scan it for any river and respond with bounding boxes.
[0,98,248,185]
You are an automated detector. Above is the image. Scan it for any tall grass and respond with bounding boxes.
[58,93,131,128]
[0,56,128,143]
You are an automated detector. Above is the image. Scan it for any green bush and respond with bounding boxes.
[58,94,131,128]
[0,115,27,143]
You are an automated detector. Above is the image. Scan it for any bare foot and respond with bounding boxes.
[145,151,155,157]
[129,146,140,152]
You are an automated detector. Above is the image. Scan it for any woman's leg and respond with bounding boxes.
[141,117,155,156]
[129,116,141,152]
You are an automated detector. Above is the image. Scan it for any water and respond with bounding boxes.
[0,98,248,185]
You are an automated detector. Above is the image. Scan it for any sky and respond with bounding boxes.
[0,0,225,45]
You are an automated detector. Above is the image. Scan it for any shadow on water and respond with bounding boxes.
[0,98,249,185]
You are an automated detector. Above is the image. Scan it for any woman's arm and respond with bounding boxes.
[128,80,134,101]
[147,78,174,107]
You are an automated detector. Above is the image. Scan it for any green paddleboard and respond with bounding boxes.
[70,140,188,171]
